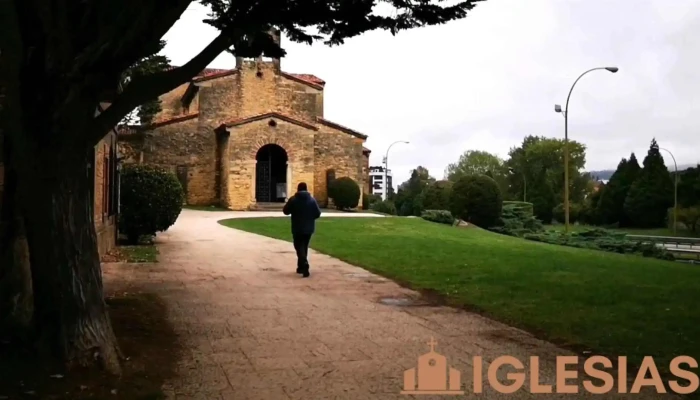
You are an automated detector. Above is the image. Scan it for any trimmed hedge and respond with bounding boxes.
[370,199,397,215]
[421,209,454,225]
[329,177,360,210]
[119,165,185,244]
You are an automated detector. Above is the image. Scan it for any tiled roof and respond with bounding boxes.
[172,65,325,88]
[316,117,368,140]
[221,112,318,131]
[362,147,371,154]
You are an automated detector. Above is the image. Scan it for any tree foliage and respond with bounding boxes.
[120,40,172,125]
[596,153,640,226]
[624,139,674,228]
[422,180,453,211]
[504,135,587,220]
[678,165,700,208]
[394,166,435,216]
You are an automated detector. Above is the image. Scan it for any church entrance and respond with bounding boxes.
[255,144,288,203]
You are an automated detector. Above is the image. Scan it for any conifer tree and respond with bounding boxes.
[624,139,674,227]
[597,153,641,225]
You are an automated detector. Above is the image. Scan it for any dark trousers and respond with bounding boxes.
[293,233,312,270]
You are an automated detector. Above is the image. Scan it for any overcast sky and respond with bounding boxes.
[162,0,700,185]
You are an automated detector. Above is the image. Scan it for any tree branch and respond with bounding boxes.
[88,32,232,146]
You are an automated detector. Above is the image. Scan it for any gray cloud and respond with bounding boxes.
[162,0,700,185]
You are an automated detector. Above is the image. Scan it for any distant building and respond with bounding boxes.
[369,166,393,198]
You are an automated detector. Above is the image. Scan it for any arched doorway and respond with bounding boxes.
[255,144,288,203]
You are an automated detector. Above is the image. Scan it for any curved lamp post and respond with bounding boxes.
[555,66,619,233]
[383,140,409,201]
[660,147,678,235]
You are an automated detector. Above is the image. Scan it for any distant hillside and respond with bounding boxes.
[588,163,697,181]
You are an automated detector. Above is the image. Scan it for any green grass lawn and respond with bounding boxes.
[545,224,700,238]
[221,217,700,374]
[117,245,159,263]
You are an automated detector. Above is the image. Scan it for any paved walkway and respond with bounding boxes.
[104,210,678,399]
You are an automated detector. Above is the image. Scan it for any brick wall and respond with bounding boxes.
[313,125,365,207]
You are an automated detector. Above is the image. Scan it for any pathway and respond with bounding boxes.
[104,209,679,399]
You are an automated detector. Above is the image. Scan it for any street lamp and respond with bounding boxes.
[383,140,409,201]
[660,147,678,235]
[555,66,619,233]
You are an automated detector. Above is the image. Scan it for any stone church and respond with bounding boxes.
[119,32,371,210]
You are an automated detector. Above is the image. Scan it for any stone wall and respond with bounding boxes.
[226,118,315,210]
[93,132,118,257]
[313,125,365,207]
[136,117,217,205]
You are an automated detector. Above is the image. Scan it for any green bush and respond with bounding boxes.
[362,192,370,210]
[329,177,360,210]
[673,206,700,233]
[552,202,582,224]
[523,228,675,261]
[502,201,534,217]
[450,174,503,228]
[421,209,454,225]
[119,165,185,244]
[489,202,543,237]
[370,199,397,215]
[368,193,382,205]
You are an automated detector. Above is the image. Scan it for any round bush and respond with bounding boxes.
[370,199,397,215]
[422,181,453,211]
[329,176,360,210]
[119,165,185,243]
[449,174,503,228]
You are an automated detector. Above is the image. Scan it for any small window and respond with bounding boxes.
[268,119,277,127]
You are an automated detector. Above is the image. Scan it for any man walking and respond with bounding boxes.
[283,182,321,278]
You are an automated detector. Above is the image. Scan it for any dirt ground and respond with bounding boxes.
[0,282,180,400]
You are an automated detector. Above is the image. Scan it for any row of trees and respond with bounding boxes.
[387,136,699,232]
[589,140,699,231]
[387,135,591,222]
[0,0,481,374]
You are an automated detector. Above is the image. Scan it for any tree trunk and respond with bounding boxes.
[17,148,121,374]
[0,157,33,336]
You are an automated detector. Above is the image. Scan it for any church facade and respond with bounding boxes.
[119,33,371,210]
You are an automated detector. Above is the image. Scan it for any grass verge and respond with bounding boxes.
[221,217,700,376]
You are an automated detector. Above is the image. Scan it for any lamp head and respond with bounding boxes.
[605,67,619,73]
[554,104,562,113]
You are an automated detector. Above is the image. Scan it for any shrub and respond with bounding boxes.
[552,203,582,224]
[422,181,453,211]
[370,199,397,215]
[368,193,382,205]
[421,209,454,225]
[329,177,360,210]
[523,228,675,261]
[450,175,503,228]
[489,201,543,237]
[674,206,700,233]
[362,192,369,210]
[502,201,534,217]
[119,165,185,244]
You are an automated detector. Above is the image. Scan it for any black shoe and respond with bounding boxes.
[302,270,310,278]
[296,267,303,274]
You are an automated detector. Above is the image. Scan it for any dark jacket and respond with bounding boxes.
[282,190,322,235]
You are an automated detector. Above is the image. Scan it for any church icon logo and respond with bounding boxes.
[401,337,464,395]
